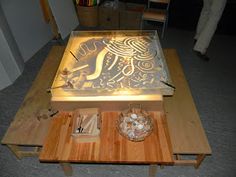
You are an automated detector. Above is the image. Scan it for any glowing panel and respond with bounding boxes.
[50,31,174,110]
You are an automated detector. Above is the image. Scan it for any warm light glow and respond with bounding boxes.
[50,31,173,106]
[52,94,163,102]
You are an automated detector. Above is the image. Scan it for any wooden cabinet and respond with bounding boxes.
[99,2,144,29]
[120,3,145,29]
[99,5,120,29]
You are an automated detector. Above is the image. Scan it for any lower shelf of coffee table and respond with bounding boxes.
[39,111,173,164]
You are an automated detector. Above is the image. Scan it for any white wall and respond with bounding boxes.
[0,62,11,90]
[0,30,22,81]
[48,0,79,39]
[0,5,24,90]
[0,0,53,62]
[0,0,78,90]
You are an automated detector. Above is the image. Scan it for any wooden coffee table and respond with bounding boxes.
[39,111,173,176]
[1,47,211,176]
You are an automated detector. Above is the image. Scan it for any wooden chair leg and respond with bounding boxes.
[60,162,73,176]
[161,20,167,38]
[175,154,181,160]
[149,164,158,177]
[7,145,41,159]
[34,146,41,153]
[194,154,206,169]
[7,145,23,159]
[161,24,165,38]
[140,19,144,29]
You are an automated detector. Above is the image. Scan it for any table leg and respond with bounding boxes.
[194,154,206,169]
[7,145,23,159]
[149,164,158,177]
[60,162,73,176]
[7,145,40,159]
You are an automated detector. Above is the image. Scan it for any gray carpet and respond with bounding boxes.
[0,28,236,177]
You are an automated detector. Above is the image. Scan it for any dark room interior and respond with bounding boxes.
[0,0,236,177]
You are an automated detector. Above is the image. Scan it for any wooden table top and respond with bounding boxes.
[39,111,173,164]
[163,49,212,154]
[1,46,65,146]
[1,47,211,158]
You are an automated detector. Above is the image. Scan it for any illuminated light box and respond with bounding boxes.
[50,30,174,111]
